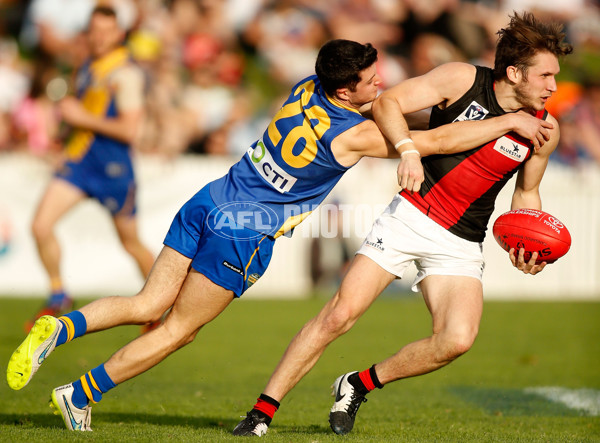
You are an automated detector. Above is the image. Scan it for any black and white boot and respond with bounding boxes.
[328,372,368,435]
[232,409,271,437]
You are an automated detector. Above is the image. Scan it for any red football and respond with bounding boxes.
[492,209,571,264]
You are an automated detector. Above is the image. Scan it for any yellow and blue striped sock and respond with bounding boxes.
[56,311,87,346]
[72,364,116,408]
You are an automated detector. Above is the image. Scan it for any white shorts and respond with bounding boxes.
[357,194,485,292]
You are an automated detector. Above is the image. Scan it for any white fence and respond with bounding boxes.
[0,152,598,300]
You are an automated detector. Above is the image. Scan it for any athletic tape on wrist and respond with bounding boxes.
[394,138,414,149]
[400,149,420,158]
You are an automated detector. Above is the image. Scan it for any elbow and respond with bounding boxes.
[372,94,396,116]
[412,131,444,157]
[371,95,384,118]
[121,123,141,145]
[123,130,137,145]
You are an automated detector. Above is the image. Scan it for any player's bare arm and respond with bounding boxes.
[333,110,554,192]
[511,113,560,211]
[372,62,477,149]
[412,111,553,156]
[508,113,560,274]
[59,98,142,145]
[58,67,144,145]
[371,63,477,190]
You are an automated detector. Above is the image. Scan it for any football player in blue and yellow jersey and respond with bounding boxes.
[27,6,154,329]
[8,38,552,432]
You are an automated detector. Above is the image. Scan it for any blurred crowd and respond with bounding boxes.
[0,0,599,166]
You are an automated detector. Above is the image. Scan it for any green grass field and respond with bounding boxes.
[0,296,599,442]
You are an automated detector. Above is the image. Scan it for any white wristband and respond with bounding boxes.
[394,138,414,149]
[400,149,420,158]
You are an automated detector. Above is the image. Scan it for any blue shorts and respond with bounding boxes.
[163,184,275,297]
[56,158,136,216]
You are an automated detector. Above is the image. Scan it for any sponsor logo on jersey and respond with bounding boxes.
[248,139,298,193]
[453,101,489,122]
[247,273,261,287]
[222,261,244,276]
[493,136,528,162]
[365,237,385,251]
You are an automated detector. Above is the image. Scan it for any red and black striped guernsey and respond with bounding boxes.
[402,66,548,243]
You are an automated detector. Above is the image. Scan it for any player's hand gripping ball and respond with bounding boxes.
[492,209,571,264]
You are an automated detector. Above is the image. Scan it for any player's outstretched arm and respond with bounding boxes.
[411,111,554,156]
[392,111,553,192]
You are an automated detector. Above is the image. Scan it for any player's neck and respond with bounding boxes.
[330,95,362,112]
[493,80,527,113]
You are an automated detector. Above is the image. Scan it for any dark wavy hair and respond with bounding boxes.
[315,40,378,96]
[494,11,573,81]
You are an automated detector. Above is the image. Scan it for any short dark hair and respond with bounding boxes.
[315,39,378,96]
[91,5,118,19]
[493,11,573,81]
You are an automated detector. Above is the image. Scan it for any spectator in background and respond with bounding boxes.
[26,6,155,330]
[19,0,136,68]
[573,79,600,165]
[552,78,600,166]
[182,33,249,155]
[11,56,62,159]
[128,0,193,157]
[0,0,597,164]
[242,0,327,88]
[0,38,29,152]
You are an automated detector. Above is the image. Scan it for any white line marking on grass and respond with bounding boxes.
[524,387,600,416]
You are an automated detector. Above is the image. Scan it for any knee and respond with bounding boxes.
[163,320,201,351]
[130,291,168,324]
[31,218,51,242]
[144,308,166,324]
[120,236,140,256]
[436,328,478,362]
[320,304,357,337]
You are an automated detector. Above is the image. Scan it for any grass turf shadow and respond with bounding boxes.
[0,412,331,435]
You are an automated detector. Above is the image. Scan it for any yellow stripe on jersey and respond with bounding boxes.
[90,47,130,81]
[273,210,314,239]
[325,92,362,114]
[65,47,131,161]
[244,235,267,280]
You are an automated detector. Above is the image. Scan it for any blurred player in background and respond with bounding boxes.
[26,6,154,329]
[233,12,572,437]
[7,38,550,432]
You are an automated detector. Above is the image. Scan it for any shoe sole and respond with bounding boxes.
[49,389,65,423]
[7,316,59,390]
[329,411,354,435]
